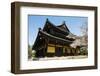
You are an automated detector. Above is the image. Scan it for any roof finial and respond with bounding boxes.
[38,28,41,30]
[46,18,49,22]
[63,21,66,25]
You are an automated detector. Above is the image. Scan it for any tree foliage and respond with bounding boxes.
[80,22,88,44]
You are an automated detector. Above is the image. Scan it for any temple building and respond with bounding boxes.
[32,19,82,58]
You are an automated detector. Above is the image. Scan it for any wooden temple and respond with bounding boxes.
[32,19,80,58]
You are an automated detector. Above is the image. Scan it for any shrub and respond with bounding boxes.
[80,47,88,55]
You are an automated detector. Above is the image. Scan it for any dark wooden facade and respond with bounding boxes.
[32,19,80,58]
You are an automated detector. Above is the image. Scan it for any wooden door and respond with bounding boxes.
[55,47,63,57]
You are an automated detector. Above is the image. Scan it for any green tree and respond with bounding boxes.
[28,45,32,59]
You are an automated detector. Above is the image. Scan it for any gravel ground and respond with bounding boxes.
[29,55,88,61]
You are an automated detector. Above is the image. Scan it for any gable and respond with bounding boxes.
[57,22,70,33]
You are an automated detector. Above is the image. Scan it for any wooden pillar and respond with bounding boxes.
[45,38,49,57]
[44,38,47,57]
[54,40,57,57]
[62,43,65,56]
[71,48,73,56]
[70,47,73,56]
[55,40,57,56]
[67,47,69,56]
[75,48,78,56]
[74,48,76,56]
[72,48,75,56]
